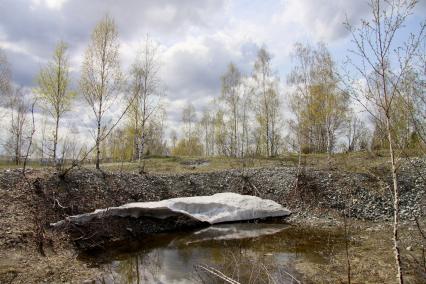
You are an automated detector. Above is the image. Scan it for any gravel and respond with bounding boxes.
[1,158,424,227]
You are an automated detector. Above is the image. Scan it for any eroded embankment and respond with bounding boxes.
[0,161,425,282]
[2,163,425,245]
[34,160,426,222]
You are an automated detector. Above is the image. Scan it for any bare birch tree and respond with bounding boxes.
[221,63,241,157]
[35,115,48,164]
[36,41,75,164]
[313,44,349,160]
[288,42,349,159]
[200,108,213,156]
[400,42,426,148]
[345,111,370,152]
[128,36,163,172]
[253,47,281,157]
[80,15,123,169]
[170,129,178,151]
[173,102,203,156]
[0,49,11,101]
[182,102,197,140]
[4,87,29,165]
[239,80,254,157]
[288,43,313,169]
[0,50,11,153]
[0,49,11,125]
[344,1,425,282]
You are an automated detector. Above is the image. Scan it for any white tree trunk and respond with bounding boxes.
[386,115,404,284]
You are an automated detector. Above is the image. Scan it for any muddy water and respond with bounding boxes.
[84,223,345,283]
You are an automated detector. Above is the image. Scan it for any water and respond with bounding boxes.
[83,222,345,283]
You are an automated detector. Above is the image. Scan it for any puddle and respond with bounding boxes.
[82,223,345,283]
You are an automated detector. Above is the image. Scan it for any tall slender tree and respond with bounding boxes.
[253,47,281,156]
[239,80,254,157]
[221,63,241,157]
[182,102,197,140]
[4,87,29,165]
[288,42,349,158]
[345,111,369,152]
[287,43,311,168]
[80,15,123,169]
[37,41,75,163]
[312,43,349,159]
[0,49,11,101]
[173,102,202,156]
[170,129,178,151]
[345,1,425,282]
[128,36,163,172]
[200,108,213,156]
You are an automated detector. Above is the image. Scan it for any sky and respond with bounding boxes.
[0,0,425,151]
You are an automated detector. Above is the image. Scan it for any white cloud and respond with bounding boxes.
[274,0,370,42]
[30,0,69,11]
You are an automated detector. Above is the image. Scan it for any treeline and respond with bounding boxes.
[167,40,424,158]
[170,43,363,158]
[0,2,425,170]
[0,16,168,169]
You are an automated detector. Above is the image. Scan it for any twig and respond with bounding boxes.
[259,262,277,284]
[195,264,241,284]
[278,267,301,284]
[54,198,68,209]
[414,216,426,240]
[22,99,37,177]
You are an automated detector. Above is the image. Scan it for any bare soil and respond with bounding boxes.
[0,161,424,283]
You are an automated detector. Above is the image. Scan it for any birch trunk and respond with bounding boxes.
[386,115,404,284]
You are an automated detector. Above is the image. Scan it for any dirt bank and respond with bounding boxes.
[0,160,425,283]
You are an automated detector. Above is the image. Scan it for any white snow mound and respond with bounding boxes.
[52,192,291,227]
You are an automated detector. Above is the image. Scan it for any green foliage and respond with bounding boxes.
[172,137,203,156]
[288,42,350,154]
[36,41,75,118]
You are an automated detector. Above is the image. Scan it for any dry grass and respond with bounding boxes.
[0,149,420,174]
[88,156,291,174]
[96,151,395,174]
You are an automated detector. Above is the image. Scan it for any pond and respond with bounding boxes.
[82,222,346,283]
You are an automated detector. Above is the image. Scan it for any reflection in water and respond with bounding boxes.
[89,223,344,283]
[178,223,290,245]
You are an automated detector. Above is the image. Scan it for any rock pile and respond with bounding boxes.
[1,158,424,227]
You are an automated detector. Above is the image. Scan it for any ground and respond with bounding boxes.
[0,150,398,173]
[0,152,425,283]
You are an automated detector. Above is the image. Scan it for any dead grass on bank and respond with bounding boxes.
[0,150,418,175]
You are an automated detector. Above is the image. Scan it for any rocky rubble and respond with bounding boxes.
[14,158,420,226]
[1,158,424,232]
